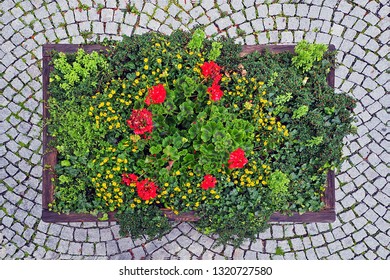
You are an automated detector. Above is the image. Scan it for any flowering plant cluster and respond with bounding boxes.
[48,29,356,245]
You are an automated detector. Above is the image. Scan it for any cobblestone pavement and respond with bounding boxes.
[0,0,389,260]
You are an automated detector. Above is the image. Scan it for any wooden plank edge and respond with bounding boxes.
[41,44,336,224]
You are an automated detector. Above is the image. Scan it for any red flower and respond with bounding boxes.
[201,61,221,80]
[136,179,158,200]
[126,108,153,135]
[121,173,138,186]
[228,148,248,169]
[145,84,166,106]
[200,174,217,190]
[207,83,224,101]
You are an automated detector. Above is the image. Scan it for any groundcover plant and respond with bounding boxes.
[46,29,356,246]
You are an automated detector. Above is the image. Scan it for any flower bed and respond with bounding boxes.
[42,30,355,245]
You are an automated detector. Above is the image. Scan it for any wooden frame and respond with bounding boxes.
[42,44,336,223]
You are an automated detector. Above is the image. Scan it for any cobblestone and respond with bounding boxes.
[0,0,388,261]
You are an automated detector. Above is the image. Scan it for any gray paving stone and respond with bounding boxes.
[232,248,245,260]
[250,239,262,252]
[106,240,119,256]
[82,243,94,256]
[222,244,234,258]
[57,240,69,254]
[305,248,317,260]
[200,249,213,260]
[48,224,63,236]
[118,237,134,252]
[188,243,203,257]
[177,249,191,259]
[45,236,59,251]
[165,241,181,255]
[68,242,82,255]
[377,246,389,259]
[101,9,113,22]
[364,250,377,260]
[110,252,131,260]
[151,248,170,259]
[328,240,343,254]
[353,242,368,255]
[32,247,46,259]
[315,246,330,259]
[177,235,192,248]
[60,227,74,241]
[95,243,106,256]
[100,228,113,242]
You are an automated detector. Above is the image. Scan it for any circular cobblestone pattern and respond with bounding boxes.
[0,0,389,260]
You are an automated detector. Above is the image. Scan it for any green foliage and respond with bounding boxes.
[292,40,328,72]
[292,105,309,119]
[187,29,205,52]
[208,42,223,61]
[275,246,285,256]
[241,45,356,213]
[48,29,356,246]
[268,170,290,195]
[126,3,140,15]
[116,206,171,240]
[49,49,108,102]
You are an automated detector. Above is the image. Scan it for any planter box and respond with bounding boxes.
[42,44,336,223]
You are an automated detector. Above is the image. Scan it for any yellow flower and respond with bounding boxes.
[188,189,192,194]
[144,65,149,70]
[157,58,162,64]
[130,203,136,208]
[175,170,181,175]
[215,195,220,199]
[164,183,169,187]
[177,63,182,69]
[144,58,148,63]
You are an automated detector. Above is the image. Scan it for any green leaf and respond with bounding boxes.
[163,145,179,160]
[60,160,71,167]
[149,145,162,155]
[183,154,195,164]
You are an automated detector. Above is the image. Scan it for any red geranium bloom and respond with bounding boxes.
[228,148,248,169]
[121,173,138,186]
[136,179,158,200]
[126,108,153,135]
[207,83,224,101]
[201,61,221,80]
[200,174,217,190]
[145,84,166,106]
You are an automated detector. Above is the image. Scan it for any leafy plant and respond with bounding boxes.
[116,206,171,240]
[292,40,328,72]
[47,29,356,246]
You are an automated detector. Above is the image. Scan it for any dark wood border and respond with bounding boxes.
[42,44,336,223]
